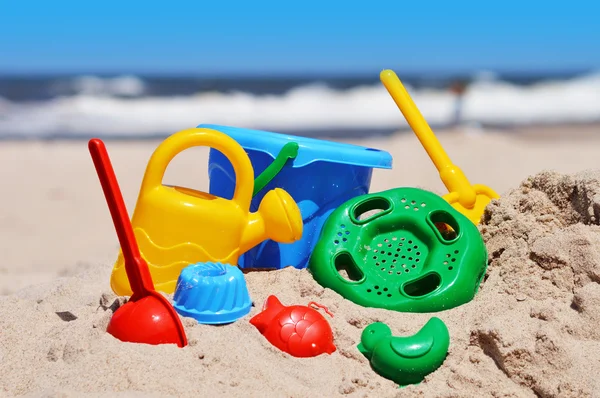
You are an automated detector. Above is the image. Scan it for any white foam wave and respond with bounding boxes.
[1,73,598,138]
[63,75,146,97]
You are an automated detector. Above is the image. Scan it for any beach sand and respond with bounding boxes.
[1,124,600,397]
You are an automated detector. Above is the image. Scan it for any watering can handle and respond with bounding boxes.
[142,127,255,211]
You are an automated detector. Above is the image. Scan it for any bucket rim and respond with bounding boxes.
[198,124,393,169]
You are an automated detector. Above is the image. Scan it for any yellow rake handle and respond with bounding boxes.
[380,69,477,208]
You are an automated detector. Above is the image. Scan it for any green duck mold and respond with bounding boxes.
[357,317,450,387]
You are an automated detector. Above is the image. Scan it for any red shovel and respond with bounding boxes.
[89,138,187,348]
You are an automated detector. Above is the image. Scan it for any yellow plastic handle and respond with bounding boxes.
[380,69,477,208]
[141,127,255,211]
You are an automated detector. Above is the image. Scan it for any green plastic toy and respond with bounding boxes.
[357,318,450,387]
[308,187,488,313]
[252,141,299,197]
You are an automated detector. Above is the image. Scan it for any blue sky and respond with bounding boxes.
[1,1,598,75]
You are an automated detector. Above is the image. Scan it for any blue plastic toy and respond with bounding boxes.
[172,262,252,324]
[203,124,393,270]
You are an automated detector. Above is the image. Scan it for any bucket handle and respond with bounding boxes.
[252,141,299,198]
[141,127,255,211]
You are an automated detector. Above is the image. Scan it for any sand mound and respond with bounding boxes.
[1,170,600,397]
[474,170,600,397]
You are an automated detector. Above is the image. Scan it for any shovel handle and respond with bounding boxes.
[380,70,455,171]
[89,139,155,297]
[380,69,477,207]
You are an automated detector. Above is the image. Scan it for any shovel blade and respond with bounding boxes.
[443,185,499,225]
[107,294,187,348]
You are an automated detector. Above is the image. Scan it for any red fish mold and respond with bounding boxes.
[249,295,337,358]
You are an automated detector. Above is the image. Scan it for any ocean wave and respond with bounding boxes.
[0,72,599,138]
[49,75,147,97]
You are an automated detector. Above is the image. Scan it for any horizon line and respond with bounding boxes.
[0,67,596,79]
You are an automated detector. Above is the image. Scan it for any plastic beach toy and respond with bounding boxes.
[308,187,488,313]
[357,318,450,387]
[380,69,499,224]
[204,124,393,270]
[110,127,303,296]
[172,262,252,325]
[88,139,187,348]
[249,295,336,358]
[253,141,299,197]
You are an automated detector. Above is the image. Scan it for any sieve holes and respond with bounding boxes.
[368,285,393,298]
[445,252,459,270]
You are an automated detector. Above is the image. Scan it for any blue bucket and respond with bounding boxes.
[203,124,393,270]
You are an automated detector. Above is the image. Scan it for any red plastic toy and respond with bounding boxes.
[249,295,336,358]
[89,138,187,348]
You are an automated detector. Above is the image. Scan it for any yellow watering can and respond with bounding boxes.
[380,69,499,224]
[110,127,303,296]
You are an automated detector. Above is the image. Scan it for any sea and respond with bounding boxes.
[0,70,598,140]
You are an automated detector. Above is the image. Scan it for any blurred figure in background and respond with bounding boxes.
[449,79,468,128]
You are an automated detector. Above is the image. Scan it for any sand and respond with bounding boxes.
[1,125,600,397]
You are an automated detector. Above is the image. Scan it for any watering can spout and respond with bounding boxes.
[240,188,303,254]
